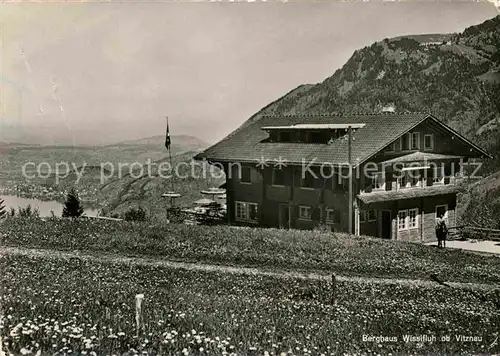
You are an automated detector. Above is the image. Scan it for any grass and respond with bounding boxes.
[2,217,500,284]
[1,253,499,355]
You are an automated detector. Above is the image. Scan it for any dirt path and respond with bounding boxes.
[0,245,497,291]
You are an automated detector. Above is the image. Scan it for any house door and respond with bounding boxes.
[380,210,392,239]
[279,204,290,229]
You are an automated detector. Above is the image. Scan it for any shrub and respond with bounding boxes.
[62,188,84,218]
[0,198,5,219]
[161,207,191,224]
[17,205,40,218]
[110,212,121,219]
[123,206,147,221]
[460,192,500,233]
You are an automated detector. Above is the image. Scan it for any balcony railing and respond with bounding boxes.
[363,174,465,194]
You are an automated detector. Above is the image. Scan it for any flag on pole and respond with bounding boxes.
[165,119,171,150]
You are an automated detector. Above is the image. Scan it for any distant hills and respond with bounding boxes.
[107,134,208,152]
[0,134,209,187]
[0,134,208,151]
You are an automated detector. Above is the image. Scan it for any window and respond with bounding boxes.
[235,202,258,222]
[398,208,419,231]
[235,202,246,220]
[398,210,408,231]
[301,171,315,189]
[326,209,340,224]
[307,131,324,143]
[298,131,307,143]
[400,134,410,151]
[408,208,419,229]
[398,171,421,189]
[371,172,386,190]
[332,130,343,139]
[433,166,445,185]
[367,210,377,222]
[279,131,291,143]
[385,142,395,152]
[299,206,312,220]
[443,164,453,185]
[359,210,366,223]
[409,173,421,188]
[424,134,434,150]
[410,132,420,150]
[272,168,285,186]
[398,172,408,189]
[269,132,279,142]
[240,166,251,184]
[248,204,258,221]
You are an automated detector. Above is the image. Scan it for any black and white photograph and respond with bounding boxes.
[1,1,500,355]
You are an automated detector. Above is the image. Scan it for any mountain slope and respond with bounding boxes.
[98,151,224,219]
[233,15,500,173]
[213,15,500,229]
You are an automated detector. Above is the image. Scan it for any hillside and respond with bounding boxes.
[234,15,500,172]
[0,134,212,212]
[98,151,224,219]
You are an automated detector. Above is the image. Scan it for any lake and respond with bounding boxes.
[1,195,99,217]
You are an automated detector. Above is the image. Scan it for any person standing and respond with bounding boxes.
[436,213,448,248]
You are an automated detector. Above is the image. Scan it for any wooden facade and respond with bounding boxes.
[199,114,490,243]
[225,162,460,242]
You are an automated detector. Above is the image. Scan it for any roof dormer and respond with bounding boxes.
[262,123,365,144]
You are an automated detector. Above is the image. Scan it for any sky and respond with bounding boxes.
[0,1,498,146]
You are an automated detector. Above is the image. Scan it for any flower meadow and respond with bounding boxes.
[2,217,500,284]
[1,253,499,356]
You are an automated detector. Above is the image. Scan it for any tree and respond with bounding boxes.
[17,205,40,218]
[62,188,84,218]
[0,198,5,219]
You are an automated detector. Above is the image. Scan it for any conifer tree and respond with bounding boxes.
[62,188,84,218]
[0,198,6,219]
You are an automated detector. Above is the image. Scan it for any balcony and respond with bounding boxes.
[358,184,464,205]
[361,171,465,195]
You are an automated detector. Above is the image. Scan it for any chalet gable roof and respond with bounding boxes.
[195,113,491,167]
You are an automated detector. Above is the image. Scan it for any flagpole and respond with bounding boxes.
[166,116,174,193]
[162,116,181,223]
